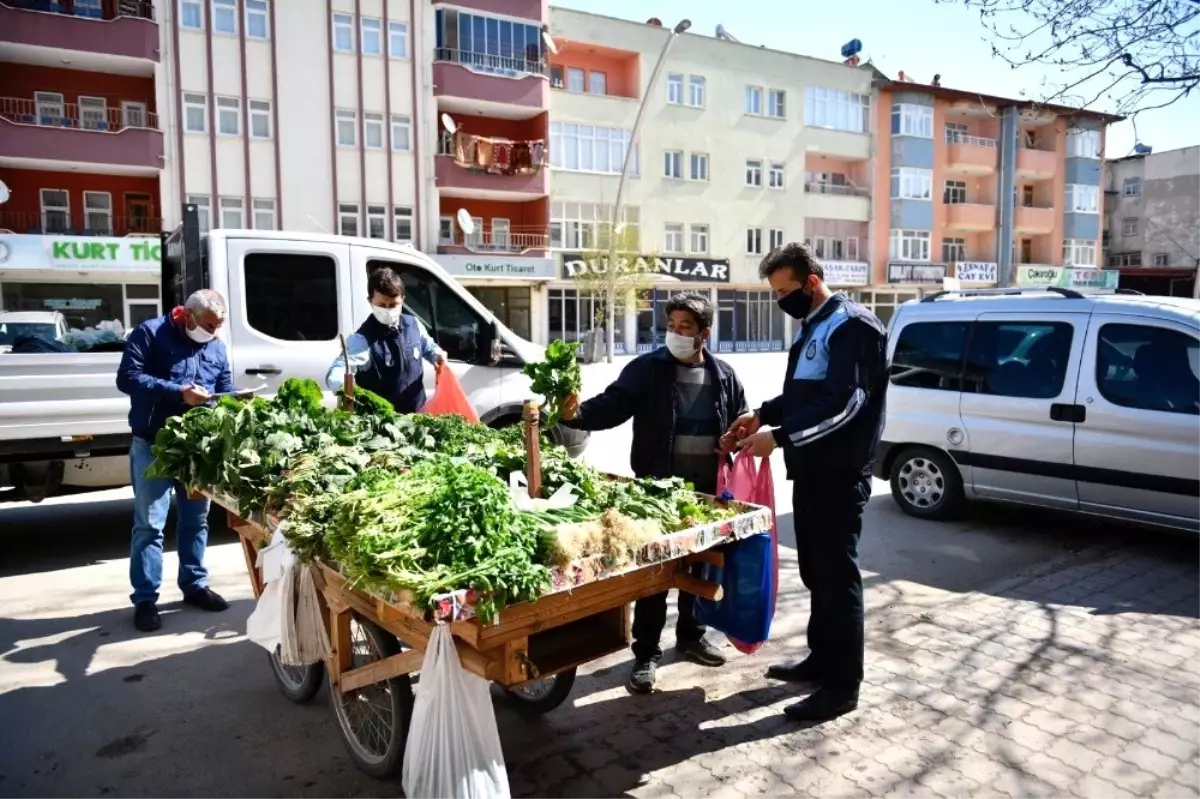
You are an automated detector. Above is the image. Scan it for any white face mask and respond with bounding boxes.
[371,304,402,326]
[186,320,216,344]
[665,331,700,360]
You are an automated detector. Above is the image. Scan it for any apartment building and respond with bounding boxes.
[0,0,165,330]
[1105,145,1199,297]
[869,77,1121,324]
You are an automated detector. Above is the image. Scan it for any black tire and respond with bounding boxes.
[889,446,965,521]
[329,617,414,779]
[503,667,576,717]
[268,646,325,703]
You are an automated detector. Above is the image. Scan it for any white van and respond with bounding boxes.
[0,229,586,501]
[876,287,1200,532]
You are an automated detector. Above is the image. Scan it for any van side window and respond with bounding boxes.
[889,321,969,391]
[964,322,1073,399]
[367,259,484,363]
[245,253,339,341]
[1096,324,1200,415]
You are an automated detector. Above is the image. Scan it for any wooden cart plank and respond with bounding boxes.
[330,608,354,677]
[686,550,725,568]
[673,572,723,601]
[338,649,423,693]
[240,536,265,599]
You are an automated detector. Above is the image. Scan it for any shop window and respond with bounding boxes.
[469,287,531,341]
[244,253,338,341]
[550,288,622,353]
[369,260,486,363]
[1,283,125,331]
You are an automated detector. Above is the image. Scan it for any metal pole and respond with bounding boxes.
[604,19,690,363]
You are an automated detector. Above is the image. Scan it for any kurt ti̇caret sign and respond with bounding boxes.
[0,234,161,272]
[561,253,731,283]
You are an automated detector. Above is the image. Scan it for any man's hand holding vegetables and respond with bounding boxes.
[115,289,234,633]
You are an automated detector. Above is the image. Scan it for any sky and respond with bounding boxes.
[552,0,1200,158]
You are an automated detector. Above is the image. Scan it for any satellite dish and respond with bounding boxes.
[541,29,558,55]
[456,208,475,236]
[441,113,457,135]
[0,180,9,205]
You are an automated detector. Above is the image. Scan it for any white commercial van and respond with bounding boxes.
[876,287,1200,532]
[0,227,587,502]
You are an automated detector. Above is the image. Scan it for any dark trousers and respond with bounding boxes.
[793,473,871,690]
[631,588,706,663]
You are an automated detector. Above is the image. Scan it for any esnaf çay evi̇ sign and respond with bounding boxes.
[561,253,731,283]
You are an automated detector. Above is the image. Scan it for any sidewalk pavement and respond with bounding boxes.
[499,542,1200,798]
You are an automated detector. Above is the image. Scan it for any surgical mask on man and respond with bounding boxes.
[186,319,216,344]
[777,289,814,320]
[372,305,402,326]
[665,331,700,360]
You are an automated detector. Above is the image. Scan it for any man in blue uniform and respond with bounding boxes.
[726,243,888,722]
[326,266,445,412]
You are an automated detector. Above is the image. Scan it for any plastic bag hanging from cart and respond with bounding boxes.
[402,625,511,799]
[421,366,480,424]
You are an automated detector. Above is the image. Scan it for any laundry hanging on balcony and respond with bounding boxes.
[451,131,546,176]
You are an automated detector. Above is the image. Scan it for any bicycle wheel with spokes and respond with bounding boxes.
[268,645,325,703]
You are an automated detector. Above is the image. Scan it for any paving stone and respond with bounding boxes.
[1118,741,1189,781]
[1094,756,1160,795]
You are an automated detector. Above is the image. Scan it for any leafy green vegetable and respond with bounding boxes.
[523,340,582,428]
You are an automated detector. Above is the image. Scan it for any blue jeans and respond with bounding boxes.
[129,436,211,605]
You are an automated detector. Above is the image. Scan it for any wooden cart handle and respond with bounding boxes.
[674,572,724,602]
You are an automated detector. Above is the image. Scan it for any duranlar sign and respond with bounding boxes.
[0,234,161,272]
[561,252,731,283]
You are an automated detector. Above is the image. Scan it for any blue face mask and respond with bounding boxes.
[777,288,813,320]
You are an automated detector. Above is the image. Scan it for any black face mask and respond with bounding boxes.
[777,289,813,320]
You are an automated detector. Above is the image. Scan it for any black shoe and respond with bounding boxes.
[783,687,859,722]
[677,637,727,667]
[627,660,657,694]
[765,658,823,686]
[133,602,161,633]
[182,587,229,612]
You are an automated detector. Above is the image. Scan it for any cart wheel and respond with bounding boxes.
[329,616,414,779]
[504,667,576,717]
[268,645,325,703]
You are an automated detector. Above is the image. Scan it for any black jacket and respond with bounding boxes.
[564,347,749,488]
[759,294,889,481]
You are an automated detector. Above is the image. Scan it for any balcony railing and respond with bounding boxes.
[945,132,997,147]
[4,0,155,21]
[0,97,158,132]
[1018,139,1057,152]
[0,211,162,237]
[803,182,870,197]
[440,228,549,254]
[433,47,548,79]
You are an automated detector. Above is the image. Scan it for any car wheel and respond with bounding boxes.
[889,447,964,521]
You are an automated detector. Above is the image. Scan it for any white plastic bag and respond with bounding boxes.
[508,471,578,513]
[246,578,283,652]
[402,625,510,799]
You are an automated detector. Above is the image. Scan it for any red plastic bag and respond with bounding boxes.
[715,449,779,654]
[419,368,480,424]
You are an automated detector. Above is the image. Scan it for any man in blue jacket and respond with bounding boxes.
[116,289,235,632]
[727,243,888,722]
[562,292,749,694]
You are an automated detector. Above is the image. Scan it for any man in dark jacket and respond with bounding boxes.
[325,266,445,412]
[727,243,888,722]
[116,289,235,633]
[562,292,749,694]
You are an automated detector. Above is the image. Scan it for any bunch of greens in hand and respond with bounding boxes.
[523,339,582,428]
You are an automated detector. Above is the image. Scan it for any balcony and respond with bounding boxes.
[0,97,163,173]
[803,182,871,222]
[1,0,158,63]
[944,202,996,231]
[803,126,871,161]
[1016,143,1058,180]
[945,133,998,175]
[437,228,549,257]
[1015,205,1056,234]
[435,131,548,198]
[0,210,161,236]
[433,48,549,117]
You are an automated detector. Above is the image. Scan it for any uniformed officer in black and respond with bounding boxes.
[724,242,888,722]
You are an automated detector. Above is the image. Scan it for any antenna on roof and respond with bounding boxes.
[716,24,739,42]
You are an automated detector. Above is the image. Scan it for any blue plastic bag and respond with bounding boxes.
[693,532,776,646]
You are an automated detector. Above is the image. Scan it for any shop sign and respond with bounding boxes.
[0,234,161,272]
[888,262,947,284]
[1018,265,1119,290]
[955,261,998,284]
[821,261,870,287]
[437,254,556,280]
[44,298,103,310]
[561,252,731,283]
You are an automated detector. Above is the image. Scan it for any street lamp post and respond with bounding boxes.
[602,18,691,363]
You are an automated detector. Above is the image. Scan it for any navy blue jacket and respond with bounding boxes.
[116,314,233,441]
[759,294,889,481]
[352,314,429,413]
[563,348,748,489]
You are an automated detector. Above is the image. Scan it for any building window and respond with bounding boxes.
[664,223,684,253]
[945,121,969,142]
[565,67,585,93]
[1063,239,1097,266]
[846,236,859,260]
[667,73,684,104]
[689,75,706,107]
[690,152,709,181]
[188,195,211,231]
[338,203,360,237]
[249,100,271,139]
[212,0,236,34]
[180,0,202,29]
[943,237,966,263]
[361,18,382,55]
[251,198,276,230]
[439,216,454,243]
[891,167,933,200]
[39,189,69,233]
[183,92,207,133]
[244,253,339,342]
[804,86,870,133]
[808,236,846,260]
[219,197,244,228]
[550,123,636,175]
[389,21,409,59]
[83,192,112,234]
[336,109,357,147]
[1065,183,1099,214]
[1122,217,1139,236]
[78,96,106,130]
[35,91,64,122]
[1109,252,1142,267]
[664,150,683,179]
[1153,252,1170,266]
[943,180,967,204]
[690,224,708,254]
[890,229,931,261]
[364,113,385,149]
[435,10,546,76]
[745,86,763,116]
[1123,177,1142,197]
[769,163,785,189]
[391,115,411,150]
[393,207,413,242]
[246,0,269,38]
[551,202,639,250]
[746,159,763,187]
[892,103,933,138]
[367,205,387,239]
[747,227,763,255]
[589,71,607,95]
[332,12,354,52]
[1066,128,1101,159]
[769,228,785,251]
[768,89,786,119]
[216,96,240,136]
